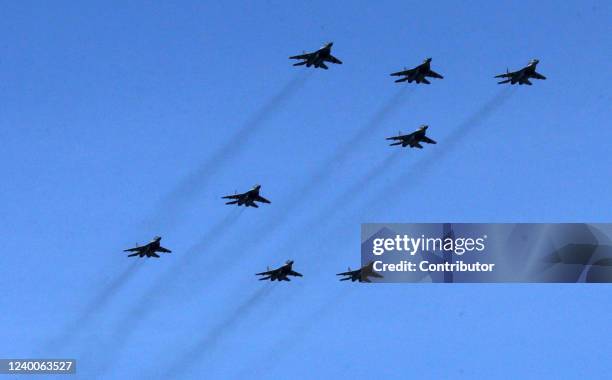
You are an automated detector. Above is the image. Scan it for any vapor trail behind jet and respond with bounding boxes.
[189,88,412,285]
[308,86,411,186]
[361,87,517,214]
[234,287,352,378]
[273,88,517,274]
[273,150,403,261]
[253,87,411,238]
[102,208,244,368]
[145,72,312,231]
[43,260,142,352]
[160,285,274,378]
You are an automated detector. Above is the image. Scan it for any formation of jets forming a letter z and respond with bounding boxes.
[123,42,547,283]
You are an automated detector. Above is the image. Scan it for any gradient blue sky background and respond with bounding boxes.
[1,1,611,378]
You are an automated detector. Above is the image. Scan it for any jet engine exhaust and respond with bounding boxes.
[144,72,313,232]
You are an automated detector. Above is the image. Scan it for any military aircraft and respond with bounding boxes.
[256,260,303,281]
[336,261,384,282]
[289,42,343,70]
[386,125,437,149]
[123,236,172,258]
[390,58,444,84]
[222,185,271,208]
[495,59,546,85]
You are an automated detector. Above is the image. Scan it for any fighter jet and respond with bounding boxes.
[337,261,384,282]
[495,59,546,85]
[123,236,172,258]
[222,185,271,208]
[289,42,342,70]
[256,260,303,281]
[386,125,437,149]
[390,58,444,84]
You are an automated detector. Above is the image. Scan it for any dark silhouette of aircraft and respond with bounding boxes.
[123,236,171,258]
[386,125,437,149]
[289,42,342,69]
[495,59,546,85]
[337,261,383,282]
[256,260,303,281]
[390,58,444,84]
[222,185,271,208]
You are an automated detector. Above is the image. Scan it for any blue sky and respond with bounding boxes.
[1,0,611,378]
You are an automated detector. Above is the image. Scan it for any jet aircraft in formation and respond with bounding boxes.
[495,59,547,85]
[122,45,548,280]
[390,58,444,84]
[256,260,303,281]
[386,125,437,149]
[123,236,172,258]
[336,261,384,282]
[222,185,271,208]
[289,42,343,70]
